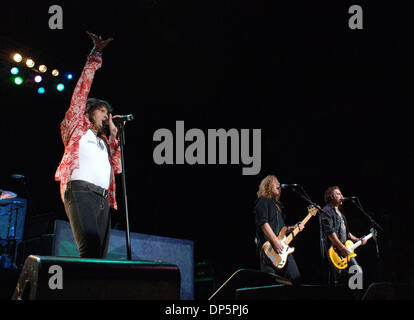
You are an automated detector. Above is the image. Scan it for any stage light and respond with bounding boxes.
[13,53,23,63]
[57,83,65,91]
[10,67,19,75]
[39,65,47,73]
[34,75,42,83]
[26,59,35,68]
[14,76,23,85]
[52,69,59,76]
[37,87,45,94]
[66,73,73,80]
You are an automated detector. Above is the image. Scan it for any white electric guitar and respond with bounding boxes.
[262,205,319,269]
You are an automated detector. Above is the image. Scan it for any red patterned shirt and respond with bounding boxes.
[55,51,121,210]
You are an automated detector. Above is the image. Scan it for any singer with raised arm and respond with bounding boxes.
[320,186,367,288]
[254,175,304,285]
[55,32,122,258]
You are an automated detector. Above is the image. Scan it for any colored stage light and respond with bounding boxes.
[10,67,19,75]
[52,69,59,76]
[37,87,45,94]
[13,53,23,63]
[14,76,23,85]
[34,75,42,83]
[26,59,35,68]
[66,73,73,80]
[57,83,65,91]
[39,65,47,73]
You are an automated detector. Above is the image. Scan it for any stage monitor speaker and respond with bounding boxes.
[208,269,292,300]
[361,282,414,300]
[52,219,194,299]
[235,284,355,300]
[12,255,181,300]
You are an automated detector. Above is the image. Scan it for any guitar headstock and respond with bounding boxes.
[307,205,319,216]
[370,227,378,240]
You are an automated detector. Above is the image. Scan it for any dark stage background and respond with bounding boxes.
[0,1,413,290]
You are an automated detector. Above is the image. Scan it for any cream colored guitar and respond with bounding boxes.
[262,205,319,269]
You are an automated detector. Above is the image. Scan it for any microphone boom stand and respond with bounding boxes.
[289,185,331,286]
[348,197,384,282]
[350,197,383,259]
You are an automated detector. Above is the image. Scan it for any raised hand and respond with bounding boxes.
[86,31,114,53]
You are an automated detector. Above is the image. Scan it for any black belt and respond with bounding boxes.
[90,184,109,199]
[68,180,108,199]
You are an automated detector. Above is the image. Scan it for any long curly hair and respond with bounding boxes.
[256,175,280,201]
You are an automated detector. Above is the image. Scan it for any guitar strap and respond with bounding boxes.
[275,200,285,220]
[335,208,348,243]
[341,210,350,241]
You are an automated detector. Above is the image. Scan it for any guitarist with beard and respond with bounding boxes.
[254,175,303,285]
[321,186,367,288]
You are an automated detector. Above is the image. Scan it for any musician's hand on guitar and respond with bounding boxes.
[287,223,304,233]
[272,239,284,254]
[339,245,352,258]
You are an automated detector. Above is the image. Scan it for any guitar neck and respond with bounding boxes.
[285,213,313,245]
[301,213,313,228]
[350,233,373,251]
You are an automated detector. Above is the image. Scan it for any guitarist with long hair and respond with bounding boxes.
[321,186,367,287]
[254,175,303,285]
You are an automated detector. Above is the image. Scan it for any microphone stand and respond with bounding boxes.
[289,185,330,286]
[20,177,35,216]
[117,122,132,260]
[348,197,384,283]
[10,175,36,216]
[10,175,36,247]
[349,197,383,259]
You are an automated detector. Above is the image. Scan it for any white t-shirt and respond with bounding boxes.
[71,129,111,189]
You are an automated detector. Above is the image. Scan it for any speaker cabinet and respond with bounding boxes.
[12,255,181,300]
[361,282,414,300]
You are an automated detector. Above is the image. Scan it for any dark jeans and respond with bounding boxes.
[259,250,302,285]
[328,257,362,288]
[64,180,111,258]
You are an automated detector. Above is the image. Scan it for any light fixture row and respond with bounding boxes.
[9,52,72,94]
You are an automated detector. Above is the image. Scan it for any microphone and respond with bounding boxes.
[112,114,135,125]
[281,183,298,189]
[342,196,357,201]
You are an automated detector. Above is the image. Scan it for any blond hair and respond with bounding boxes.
[256,175,280,201]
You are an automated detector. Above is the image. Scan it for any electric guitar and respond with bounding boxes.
[328,228,377,270]
[262,205,319,269]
